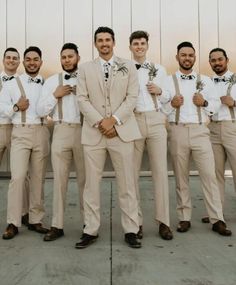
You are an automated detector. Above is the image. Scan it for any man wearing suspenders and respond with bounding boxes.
[0,46,50,239]
[37,43,85,241]
[162,42,231,236]
[205,48,236,218]
[129,31,173,240]
[0,47,30,227]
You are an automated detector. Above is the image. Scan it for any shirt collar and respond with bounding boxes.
[99,56,114,67]
[212,70,233,80]
[177,70,196,78]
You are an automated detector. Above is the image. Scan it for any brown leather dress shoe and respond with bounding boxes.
[44,227,64,241]
[201,216,210,223]
[212,221,232,236]
[137,225,143,239]
[125,233,142,248]
[159,223,173,240]
[21,213,29,226]
[75,233,98,249]
[2,224,18,240]
[28,223,49,234]
[177,221,191,233]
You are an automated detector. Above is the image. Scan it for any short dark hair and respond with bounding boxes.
[94,26,115,42]
[209,48,228,60]
[177,41,195,52]
[61,43,79,54]
[129,30,149,45]
[24,46,42,58]
[3,47,20,58]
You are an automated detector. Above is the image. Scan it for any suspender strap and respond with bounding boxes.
[172,74,181,124]
[226,75,235,122]
[58,73,63,123]
[15,77,27,124]
[196,74,202,125]
[150,62,159,112]
[0,78,2,91]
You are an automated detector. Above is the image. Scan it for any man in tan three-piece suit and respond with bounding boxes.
[75,26,142,249]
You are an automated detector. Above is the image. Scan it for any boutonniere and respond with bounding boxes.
[112,62,128,76]
[142,63,158,81]
[225,73,236,93]
[196,79,205,93]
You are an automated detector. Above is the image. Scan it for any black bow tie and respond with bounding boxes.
[181,74,195,80]
[2,75,14,82]
[135,64,142,70]
[214,77,226,83]
[28,77,42,84]
[64,72,77,80]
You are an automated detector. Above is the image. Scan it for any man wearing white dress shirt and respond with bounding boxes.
[162,41,231,236]
[37,43,85,241]
[207,48,236,212]
[0,48,20,165]
[0,46,50,239]
[129,31,172,240]
[0,47,29,227]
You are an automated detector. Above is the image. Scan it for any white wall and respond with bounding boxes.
[1,0,236,77]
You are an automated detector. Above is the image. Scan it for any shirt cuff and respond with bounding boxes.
[112,115,122,125]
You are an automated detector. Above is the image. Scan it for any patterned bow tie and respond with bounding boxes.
[2,75,14,82]
[214,77,226,83]
[28,77,42,84]
[64,72,77,80]
[135,64,142,70]
[181,74,195,80]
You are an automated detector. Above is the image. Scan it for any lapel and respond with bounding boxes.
[94,58,104,93]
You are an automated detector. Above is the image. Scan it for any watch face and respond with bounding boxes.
[13,105,19,112]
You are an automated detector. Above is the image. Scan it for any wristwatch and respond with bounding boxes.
[203,100,208,107]
[13,104,19,112]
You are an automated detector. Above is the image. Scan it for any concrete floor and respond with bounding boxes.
[0,176,236,285]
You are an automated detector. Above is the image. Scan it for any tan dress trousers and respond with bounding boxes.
[7,125,50,226]
[51,123,85,229]
[83,136,139,236]
[134,111,170,227]
[168,123,224,224]
[209,121,236,206]
[0,124,29,216]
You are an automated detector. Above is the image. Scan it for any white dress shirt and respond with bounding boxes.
[134,60,169,112]
[0,71,18,124]
[162,70,220,123]
[0,73,43,124]
[37,71,81,124]
[211,70,236,121]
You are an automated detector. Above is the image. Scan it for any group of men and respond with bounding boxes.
[0,26,235,249]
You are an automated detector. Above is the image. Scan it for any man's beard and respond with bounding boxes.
[62,63,77,73]
[25,67,40,76]
[179,62,194,71]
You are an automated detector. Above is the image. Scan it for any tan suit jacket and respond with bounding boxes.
[77,56,141,145]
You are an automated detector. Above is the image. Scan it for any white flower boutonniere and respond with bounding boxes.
[196,79,205,93]
[142,63,158,82]
[226,73,236,94]
[112,62,128,76]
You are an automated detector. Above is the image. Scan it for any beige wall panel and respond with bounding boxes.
[25,0,64,78]
[6,0,26,74]
[131,0,161,64]
[64,0,93,63]
[0,0,7,70]
[161,0,199,74]
[199,0,218,76]
[112,0,131,59]
[219,0,236,72]
[93,0,112,58]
